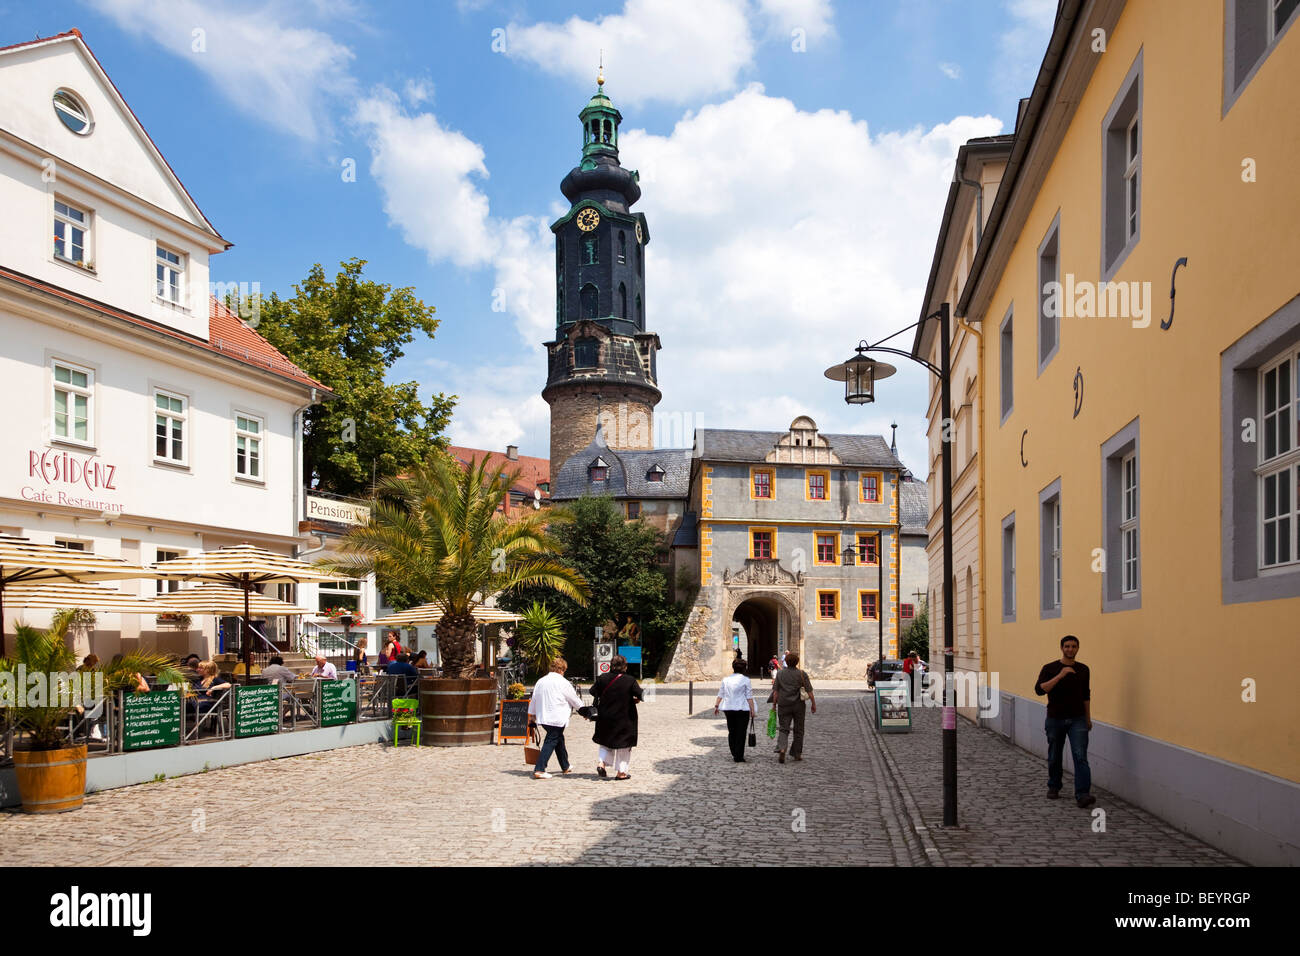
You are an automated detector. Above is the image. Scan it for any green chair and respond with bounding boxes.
[392,697,421,747]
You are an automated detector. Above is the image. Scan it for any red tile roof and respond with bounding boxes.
[447,446,551,499]
[0,265,326,392]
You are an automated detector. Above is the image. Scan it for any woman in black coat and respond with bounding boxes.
[591,655,644,780]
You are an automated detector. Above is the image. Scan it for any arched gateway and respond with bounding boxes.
[723,560,803,677]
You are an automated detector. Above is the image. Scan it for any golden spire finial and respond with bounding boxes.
[597,50,604,87]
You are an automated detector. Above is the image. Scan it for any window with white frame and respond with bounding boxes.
[318,578,362,615]
[156,549,181,594]
[1260,346,1299,569]
[54,538,88,551]
[1039,479,1062,618]
[53,199,90,266]
[156,245,184,304]
[1102,52,1141,278]
[235,414,263,480]
[1121,452,1139,592]
[52,360,93,444]
[154,390,187,464]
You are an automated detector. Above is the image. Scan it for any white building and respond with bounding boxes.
[0,30,328,659]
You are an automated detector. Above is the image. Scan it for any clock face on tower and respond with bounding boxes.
[635,221,643,243]
[576,208,601,232]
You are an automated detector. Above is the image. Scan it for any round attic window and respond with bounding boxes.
[53,89,93,135]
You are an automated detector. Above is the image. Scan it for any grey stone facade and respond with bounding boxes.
[666,417,929,680]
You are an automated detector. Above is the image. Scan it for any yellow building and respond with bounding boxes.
[919,0,1300,864]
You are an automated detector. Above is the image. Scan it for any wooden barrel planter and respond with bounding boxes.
[13,745,88,813]
[419,677,497,747]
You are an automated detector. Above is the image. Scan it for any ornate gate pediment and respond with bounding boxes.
[723,558,804,587]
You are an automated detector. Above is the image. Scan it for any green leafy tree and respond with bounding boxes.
[239,259,455,497]
[501,495,686,676]
[513,601,566,676]
[900,603,929,660]
[322,453,589,678]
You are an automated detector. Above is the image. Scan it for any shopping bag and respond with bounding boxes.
[766,707,778,739]
[748,713,757,748]
[523,725,542,765]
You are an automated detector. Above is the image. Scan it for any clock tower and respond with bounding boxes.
[543,72,661,473]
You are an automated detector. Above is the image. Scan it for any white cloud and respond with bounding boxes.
[504,0,757,105]
[939,61,961,80]
[755,0,835,40]
[996,0,1056,101]
[403,77,435,107]
[90,0,356,142]
[353,88,496,270]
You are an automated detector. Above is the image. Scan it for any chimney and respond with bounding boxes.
[506,445,519,461]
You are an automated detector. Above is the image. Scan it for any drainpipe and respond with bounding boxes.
[957,172,985,246]
[955,311,989,715]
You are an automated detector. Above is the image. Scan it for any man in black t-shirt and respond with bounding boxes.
[1034,635,1096,808]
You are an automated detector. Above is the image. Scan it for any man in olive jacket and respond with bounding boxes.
[772,651,816,763]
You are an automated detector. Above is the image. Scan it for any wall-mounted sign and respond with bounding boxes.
[305,495,370,527]
[20,447,124,512]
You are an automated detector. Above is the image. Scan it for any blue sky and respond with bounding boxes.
[3,0,1057,476]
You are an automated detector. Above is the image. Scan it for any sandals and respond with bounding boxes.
[596,764,607,778]
[615,773,631,780]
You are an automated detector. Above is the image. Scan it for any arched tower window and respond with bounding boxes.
[580,284,599,319]
[637,243,643,276]
[636,294,643,328]
[574,337,598,368]
[582,236,598,265]
[617,231,627,264]
[556,247,564,322]
[618,283,627,319]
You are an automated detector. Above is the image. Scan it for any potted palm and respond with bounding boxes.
[324,453,588,746]
[515,601,566,677]
[1,611,181,812]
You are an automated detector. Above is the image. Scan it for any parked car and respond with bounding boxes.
[868,658,905,685]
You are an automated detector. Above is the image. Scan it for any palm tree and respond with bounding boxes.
[324,453,589,678]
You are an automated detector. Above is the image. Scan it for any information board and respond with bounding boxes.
[319,678,357,727]
[498,699,531,742]
[234,684,281,738]
[876,680,913,732]
[122,690,181,751]
[617,645,642,664]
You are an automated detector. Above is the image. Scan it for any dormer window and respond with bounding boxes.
[53,90,93,136]
[53,199,90,266]
[646,465,665,482]
[156,244,185,305]
[589,457,609,482]
[574,336,598,368]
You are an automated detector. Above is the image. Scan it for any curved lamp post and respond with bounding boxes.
[825,302,958,828]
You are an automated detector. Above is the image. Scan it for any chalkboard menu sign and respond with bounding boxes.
[234,684,281,738]
[876,680,912,732]
[498,698,531,742]
[319,678,357,727]
[123,690,181,751]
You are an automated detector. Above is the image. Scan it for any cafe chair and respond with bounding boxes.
[392,697,420,747]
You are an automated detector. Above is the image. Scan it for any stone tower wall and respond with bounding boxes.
[548,386,657,471]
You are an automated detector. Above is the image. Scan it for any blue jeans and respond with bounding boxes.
[535,724,569,773]
[1045,716,1091,797]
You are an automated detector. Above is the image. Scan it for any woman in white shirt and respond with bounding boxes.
[713,658,757,763]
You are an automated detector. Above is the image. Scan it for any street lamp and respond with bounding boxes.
[842,541,884,668]
[825,302,958,828]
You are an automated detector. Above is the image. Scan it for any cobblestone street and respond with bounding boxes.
[0,683,1241,866]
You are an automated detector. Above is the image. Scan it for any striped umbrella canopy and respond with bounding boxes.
[5,581,161,614]
[369,602,523,627]
[0,535,157,655]
[149,544,347,671]
[152,583,312,616]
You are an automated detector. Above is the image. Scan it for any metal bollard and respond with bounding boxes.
[688,680,693,715]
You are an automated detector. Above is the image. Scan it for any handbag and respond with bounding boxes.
[523,724,542,765]
[766,707,778,738]
[798,669,811,701]
[748,713,757,748]
[586,673,619,721]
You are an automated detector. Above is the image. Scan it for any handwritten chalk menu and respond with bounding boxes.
[498,699,531,742]
[876,680,913,732]
[319,678,357,727]
[234,684,281,738]
[123,690,181,751]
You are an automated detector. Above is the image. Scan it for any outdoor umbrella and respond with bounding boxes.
[4,582,161,659]
[152,583,313,617]
[148,545,347,674]
[368,602,523,627]
[0,535,157,656]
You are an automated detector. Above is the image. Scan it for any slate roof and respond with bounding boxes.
[899,479,930,536]
[694,429,904,469]
[551,425,691,501]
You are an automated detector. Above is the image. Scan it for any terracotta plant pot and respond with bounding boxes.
[13,744,88,813]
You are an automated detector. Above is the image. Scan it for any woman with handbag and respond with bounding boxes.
[590,654,643,780]
[772,651,816,764]
[714,657,757,762]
